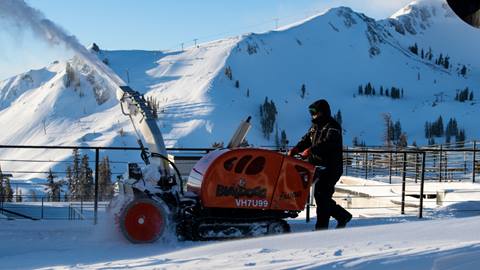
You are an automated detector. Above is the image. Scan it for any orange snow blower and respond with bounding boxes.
[115,147,319,242]
[111,87,321,243]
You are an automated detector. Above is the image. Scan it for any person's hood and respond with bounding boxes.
[308,99,331,117]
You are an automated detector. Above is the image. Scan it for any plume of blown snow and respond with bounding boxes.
[0,0,125,88]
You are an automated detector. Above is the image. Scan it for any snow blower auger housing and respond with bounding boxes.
[112,86,320,243]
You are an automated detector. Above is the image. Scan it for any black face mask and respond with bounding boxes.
[311,114,328,125]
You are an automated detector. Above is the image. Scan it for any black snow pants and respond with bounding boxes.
[314,171,351,230]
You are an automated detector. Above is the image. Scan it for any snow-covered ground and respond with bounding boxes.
[1,203,480,270]
[2,176,480,269]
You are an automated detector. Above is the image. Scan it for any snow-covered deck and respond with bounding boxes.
[332,176,480,218]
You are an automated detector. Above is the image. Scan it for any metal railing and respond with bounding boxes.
[344,142,479,183]
[0,145,212,223]
[336,142,479,219]
[0,195,111,220]
[1,143,479,223]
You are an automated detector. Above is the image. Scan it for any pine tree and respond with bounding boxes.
[425,122,431,139]
[45,169,62,202]
[0,165,12,202]
[98,156,113,201]
[365,83,373,95]
[382,113,393,147]
[409,43,418,55]
[443,56,450,69]
[79,155,94,201]
[459,87,469,102]
[70,149,81,200]
[436,116,444,137]
[393,120,402,142]
[390,87,397,99]
[4,178,13,202]
[224,66,233,80]
[358,85,363,95]
[380,86,384,96]
[280,130,288,149]
[446,118,459,138]
[246,88,250,97]
[398,133,408,148]
[66,165,73,201]
[235,80,240,88]
[91,43,100,52]
[352,136,359,147]
[259,97,277,139]
[300,84,306,99]
[437,53,444,66]
[453,119,458,135]
[457,129,466,147]
[30,190,38,202]
[334,110,343,126]
[388,120,395,142]
[274,127,280,149]
[469,91,474,101]
[460,65,467,77]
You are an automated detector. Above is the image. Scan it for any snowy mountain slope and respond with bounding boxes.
[0,57,142,181]
[1,0,479,182]
[0,67,56,110]
[2,210,480,269]
[139,37,240,146]
[109,0,478,147]
[148,0,479,147]
[386,0,480,67]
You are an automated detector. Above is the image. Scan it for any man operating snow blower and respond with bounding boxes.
[289,99,352,230]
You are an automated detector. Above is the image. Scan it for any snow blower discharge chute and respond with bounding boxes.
[111,85,323,242]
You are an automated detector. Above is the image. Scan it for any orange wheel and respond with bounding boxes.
[119,198,168,243]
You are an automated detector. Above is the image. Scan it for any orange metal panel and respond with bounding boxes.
[270,156,315,211]
[200,148,284,210]
[186,149,228,194]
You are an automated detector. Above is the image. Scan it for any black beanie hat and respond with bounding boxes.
[308,99,331,117]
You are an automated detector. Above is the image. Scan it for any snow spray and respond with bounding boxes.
[0,0,125,87]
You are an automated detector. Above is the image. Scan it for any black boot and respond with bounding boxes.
[335,212,352,229]
[330,202,352,229]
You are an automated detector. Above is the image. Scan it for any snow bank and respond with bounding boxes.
[1,212,480,269]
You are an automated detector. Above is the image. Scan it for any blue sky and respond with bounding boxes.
[0,0,413,80]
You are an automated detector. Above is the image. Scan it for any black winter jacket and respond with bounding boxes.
[295,117,343,177]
